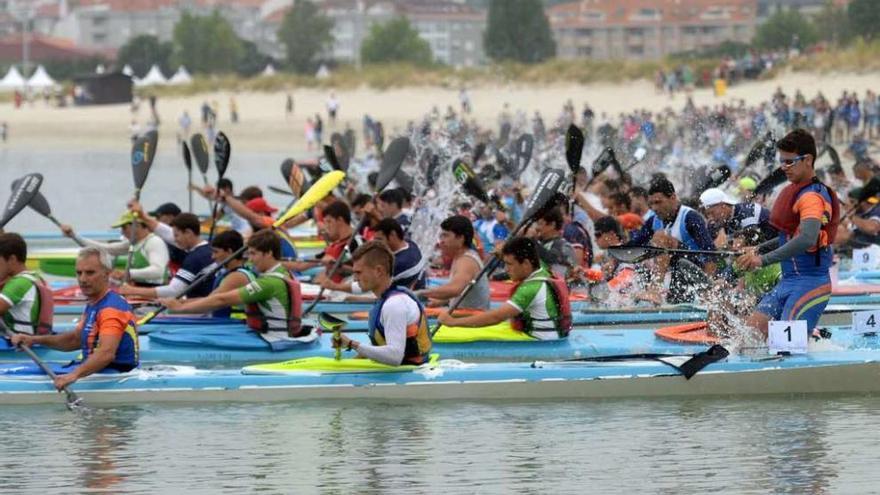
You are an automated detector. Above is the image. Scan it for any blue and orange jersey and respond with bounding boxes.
[782,183,835,276]
[77,290,139,370]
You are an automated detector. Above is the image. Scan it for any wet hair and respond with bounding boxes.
[777,128,817,162]
[352,240,393,275]
[217,178,233,192]
[440,215,474,248]
[594,216,625,240]
[170,213,201,235]
[501,236,541,267]
[351,193,372,209]
[0,232,26,263]
[239,186,263,202]
[378,189,404,209]
[323,201,351,224]
[610,192,632,211]
[602,178,622,192]
[538,207,564,230]
[648,176,676,197]
[630,186,648,200]
[77,246,112,270]
[211,230,244,259]
[374,218,404,240]
[247,229,281,259]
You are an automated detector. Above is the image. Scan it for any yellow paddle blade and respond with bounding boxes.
[274,170,345,227]
[136,310,156,327]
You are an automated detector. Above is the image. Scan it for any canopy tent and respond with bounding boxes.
[136,64,167,86]
[95,64,105,74]
[315,64,330,79]
[0,66,25,91]
[122,64,134,76]
[168,66,193,85]
[261,63,276,77]
[27,65,57,89]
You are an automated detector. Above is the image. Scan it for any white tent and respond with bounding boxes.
[95,64,105,74]
[27,65,57,89]
[0,66,25,91]
[122,64,134,76]
[168,66,193,85]
[315,64,330,79]
[261,63,276,77]
[136,64,168,86]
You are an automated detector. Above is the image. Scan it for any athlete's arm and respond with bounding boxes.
[11,323,81,351]
[78,237,130,256]
[128,235,170,282]
[354,296,412,365]
[761,218,821,266]
[851,215,880,235]
[417,255,479,300]
[160,289,243,314]
[438,303,519,327]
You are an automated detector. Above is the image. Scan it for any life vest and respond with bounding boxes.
[510,275,572,338]
[9,272,54,335]
[566,221,594,266]
[368,286,432,365]
[245,271,304,337]
[652,205,701,250]
[79,291,138,371]
[212,266,256,318]
[769,176,840,265]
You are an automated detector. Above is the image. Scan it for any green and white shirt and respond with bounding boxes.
[0,271,45,334]
[506,267,562,340]
[237,264,292,331]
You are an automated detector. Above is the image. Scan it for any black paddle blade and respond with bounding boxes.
[426,153,440,188]
[522,168,565,221]
[514,134,535,174]
[10,178,51,218]
[565,124,585,174]
[375,137,410,192]
[280,158,294,183]
[131,130,158,190]
[496,149,514,175]
[268,185,294,196]
[744,136,767,170]
[825,144,841,171]
[453,159,491,204]
[592,147,615,177]
[344,128,356,157]
[695,164,732,195]
[754,167,787,196]
[473,142,487,164]
[182,141,192,171]
[858,177,880,203]
[323,144,342,172]
[607,246,658,263]
[498,122,511,147]
[395,170,414,195]
[1,173,43,228]
[190,133,210,175]
[330,132,350,171]
[213,131,231,179]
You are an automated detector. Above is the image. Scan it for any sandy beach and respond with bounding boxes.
[0,69,878,155]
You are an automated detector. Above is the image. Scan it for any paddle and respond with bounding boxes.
[319,312,347,360]
[694,164,732,197]
[190,133,211,189]
[124,130,158,283]
[301,137,410,317]
[268,185,294,196]
[498,122,511,148]
[330,133,350,171]
[566,124,585,176]
[429,168,566,337]
[586,147,617,188]
[344,128,356,158]
[753,167,787,197]
[453,159,503,210]
[3,324,84,411]
[138,170,347,326]
[11,178,86,247]
[281,158,306,198]
[734,132,773,181]
[606,245,739,264]
[514,134,535,175]
[182,141,193,212]
[473,142,487,164]
[1,174,43,230]
[207,131,231,242]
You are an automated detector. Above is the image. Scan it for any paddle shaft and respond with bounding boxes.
[188,167,193,213]
[124,188,142,284]
[2,326,82,409]
[302,217,367,317]
[43,214,86,247]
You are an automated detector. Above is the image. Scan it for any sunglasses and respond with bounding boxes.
[778,155,807,168]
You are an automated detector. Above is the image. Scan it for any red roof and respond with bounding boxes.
[0,34,110,61]
[264,6,290,24]
[548,0,757,28]
[72,0,177,12]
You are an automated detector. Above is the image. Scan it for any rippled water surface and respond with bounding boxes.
[2,397,880,494]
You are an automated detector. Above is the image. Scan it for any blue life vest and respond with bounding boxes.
[652,205,701,251]
[211,266,256,318]
[367,286,432,365]
[79,291,138,371]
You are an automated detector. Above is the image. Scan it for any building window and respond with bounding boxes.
[577,46,592,56]
[92,16,107,27]
[576,28,592,36]
[93,33,106,43]
[465,40,474,51]
[628,45,644,55]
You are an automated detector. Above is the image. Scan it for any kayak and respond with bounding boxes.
[2,346,879,405]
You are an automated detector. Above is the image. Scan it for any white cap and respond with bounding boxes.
[699,188,737,208]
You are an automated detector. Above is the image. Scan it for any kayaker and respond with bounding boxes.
[698,188,776,247]
[437,236,572,340]
[215,190,299,260]
[0,233,54,335]
[836,188,880,250]
[119,204,215,300]
[208,230,256,318]
[60,211,170,287]
[735,128,840,337]
[416,215,490,310]
[319,218,426,292]
[376,188,411,231]
[290,201,357,282]
[10,247,139,390]
[159,230,306,337]
[592,216,636,291]
[532,206,576,279]
[332,241,432,365]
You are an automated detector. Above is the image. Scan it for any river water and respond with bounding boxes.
[1,396,879,493]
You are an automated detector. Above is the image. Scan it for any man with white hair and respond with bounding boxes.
[11,247,139,391]
[699,187,777,247]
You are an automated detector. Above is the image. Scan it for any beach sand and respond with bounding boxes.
[0,69,877,156]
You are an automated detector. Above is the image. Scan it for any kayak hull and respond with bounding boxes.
[3,352,880,405]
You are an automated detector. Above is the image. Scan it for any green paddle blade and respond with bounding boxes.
[453,158,491,205]
[2,173,43,228]
[318,312,347,332]
[213,131,231,179]
[190,133,210,175]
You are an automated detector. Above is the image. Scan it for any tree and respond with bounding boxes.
[277,0,334,74]
[815,1,851,45]
[484,0,556,63]
[753,9,818,51]
[237,40,273,77]
[847,0,880,41]
[361,17,433,66]
[117,34,173,77]
[172,10,243,73]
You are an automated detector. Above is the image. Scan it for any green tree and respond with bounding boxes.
[361,17,433,66]
[753,9,818,51]
[847,0,880,41]
[815,1,851,45]
[117,34,173,77]
[237,40,273,77]
[277,0,334,74]
[484,0,556,63]
[172,10,243,73]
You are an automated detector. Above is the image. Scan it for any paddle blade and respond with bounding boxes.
[453,159,491,204]
[565,124,585,174]
[11,178,51,218]
[426,153,440,188]
[1,173,43,228]
[190,133,210,174]
[181,141,192,171]
[606,246,657,263]
[330,132,349,171]
[280,158,294,183]
[131,130,158,190]
[318,312,347,332]
[754,167,787,196]
[498,122,511,147]
[473,142,487,163]
[744,137,766,169]
[825,144,841,171]
[522,168,565,221]
[343,128,356,157]
[514,134,535,174]
[213,131,231,178]
[323,144,342,172]
[375,137,410,192]
[274,170,345,227]
[591,147,615,177]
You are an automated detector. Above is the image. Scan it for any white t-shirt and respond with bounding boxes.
[357,293,420,366]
